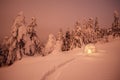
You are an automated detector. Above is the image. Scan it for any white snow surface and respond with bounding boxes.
[0,39,120,80]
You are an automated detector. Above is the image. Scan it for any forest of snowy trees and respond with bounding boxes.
[0,11,120,67]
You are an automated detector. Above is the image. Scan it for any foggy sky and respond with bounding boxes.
[0,0,120,42]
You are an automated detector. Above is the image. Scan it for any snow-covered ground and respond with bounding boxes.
[0,39,120,80]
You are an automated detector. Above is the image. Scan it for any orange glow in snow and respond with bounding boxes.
[84,44,96,55]
[87,49,92,54]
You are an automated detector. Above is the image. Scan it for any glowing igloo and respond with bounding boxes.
[84,44,96,55]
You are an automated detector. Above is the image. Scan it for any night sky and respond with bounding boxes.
[0,0,120,42]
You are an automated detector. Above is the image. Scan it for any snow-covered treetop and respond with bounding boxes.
[95,17,99,29]
[28,17,37,27]
[112,10,119,27]
[75,20,81,26]
[14,11,25,25]
[57,28,63,41]
[27,17,37,34]
[114,10,119,18]
[48,34,56,41]
[87,17,94,28]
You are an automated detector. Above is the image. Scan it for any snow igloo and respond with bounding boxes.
[84,44,96,55]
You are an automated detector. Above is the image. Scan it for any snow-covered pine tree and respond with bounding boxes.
[82,18,94,44]
[94,17,101,42]
[70,26,76,50]
[95,17,110,43]
[44,34,56,56]
[87,18,96,43]
[70,20,83,49]
[53,29,63,53]
[0,36,9,66]
[56,28,63,41]
[24,17,41,56]
[1,12,43,66]
[6,11,26,65]
[62,28,71,51]
[112,10,120,37]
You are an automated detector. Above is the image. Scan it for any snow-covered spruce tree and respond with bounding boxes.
[6,11,26,65]
[57,28,64,41]
[82,18,95,44]
[94,17,107,43]
[100,27,110,42]
[53,29,64,53]
[0,36,9,66]
[24,17,41,56]
[70,21,83,49]
[94,17,100,41]
[81,19,88,45]
[93,17,108,43]
[88,18,96,43]
[112,10,120,38]
[44,34,56,56]
[62,28,71,51]
[1,12,42,66]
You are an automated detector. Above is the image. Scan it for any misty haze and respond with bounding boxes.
[0,0,120,80]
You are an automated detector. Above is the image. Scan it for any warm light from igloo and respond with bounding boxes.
[87,49,92,54]
[84,44,96,55]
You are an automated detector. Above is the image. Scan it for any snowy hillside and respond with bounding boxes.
[0,39,120,80]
